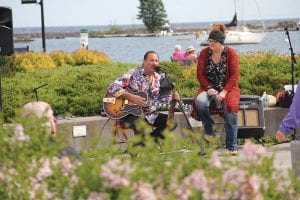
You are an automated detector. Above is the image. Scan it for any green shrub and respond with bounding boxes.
[71,49,112,65]
[2,63,134,121]
[0,55,20,76]
[14,52,56,72]
[49,51,75,66]
[238,51,299,95]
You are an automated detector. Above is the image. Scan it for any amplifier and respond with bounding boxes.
[237,95,265,140]
[182,95,265,141]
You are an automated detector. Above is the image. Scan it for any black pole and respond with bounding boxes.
[39,0,46,52]
[33,83,48,101]
[0,70,2,112]
[285,27,297,140]
[156,67,207,155]
[285,27,297,92]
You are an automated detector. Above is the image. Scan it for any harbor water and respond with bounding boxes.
[14,23,300,64]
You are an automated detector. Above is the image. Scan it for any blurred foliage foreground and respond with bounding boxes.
[0,50,299,122]
[0,115,299,199]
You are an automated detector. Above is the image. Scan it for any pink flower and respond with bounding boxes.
[131,182,157,200]
[61,157,73,176]
[209,151,222,168]
[100,158,133,189]
[36,158,53,181]
[175,184,192,200]
[222,168,247,186]
[14,124,30,142]
[239,175,263,200]
[242,140,265,163]
[176,170,208,200]
[185,170,208,193]
[0,171,5,181]
[87,192,108,200]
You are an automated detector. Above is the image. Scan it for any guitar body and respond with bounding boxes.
[103,90,148,119]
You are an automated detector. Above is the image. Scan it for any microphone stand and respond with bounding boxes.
[285,27,297,140]
[33,83,48,101]
[157,67,207,155]
[157,67,194,132]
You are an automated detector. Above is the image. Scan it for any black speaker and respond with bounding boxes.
[237,95,265,140]
[182,95,265,141]
[0,7,13,56]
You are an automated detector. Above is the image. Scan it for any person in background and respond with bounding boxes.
[184,46,197,64]
[22,101,81,159]
[22,101,57,136]
[276,80,300,142]
[106,51,180,142]
[172,45,185,65]
[191,24,240,156]
[172,45,185,59]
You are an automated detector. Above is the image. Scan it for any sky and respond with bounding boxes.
[1,0,300,28]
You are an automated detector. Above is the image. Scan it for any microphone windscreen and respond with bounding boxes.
[155,66,162,74]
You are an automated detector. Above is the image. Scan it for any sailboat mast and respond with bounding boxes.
[234,0,236,14]
[254,0,265,30]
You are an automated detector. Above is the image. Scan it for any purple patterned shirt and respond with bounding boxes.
[107,65,172,124]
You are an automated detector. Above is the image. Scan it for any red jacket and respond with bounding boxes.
[192,47,240,119]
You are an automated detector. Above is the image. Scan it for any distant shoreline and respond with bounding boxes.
[14,19,299,41]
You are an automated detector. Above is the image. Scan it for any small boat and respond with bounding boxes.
[198,26,266,46]
[197,0,266,46]
[158,22,173,36]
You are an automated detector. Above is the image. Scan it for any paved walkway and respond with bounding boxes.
[215,142,292,175]
[267,142,292,173]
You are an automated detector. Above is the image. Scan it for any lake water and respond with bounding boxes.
[14,22,300,64]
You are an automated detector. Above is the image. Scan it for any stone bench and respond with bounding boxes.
[56,107,299,151]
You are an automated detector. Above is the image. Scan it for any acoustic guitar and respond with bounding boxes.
[103,90,172,119]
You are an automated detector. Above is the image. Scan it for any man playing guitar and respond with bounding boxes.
[105,51,180,141]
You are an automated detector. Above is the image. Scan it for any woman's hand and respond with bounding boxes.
[207,88,218,96]
[216,90,227,102]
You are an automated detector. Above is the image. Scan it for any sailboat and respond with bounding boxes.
[197,0,266,45]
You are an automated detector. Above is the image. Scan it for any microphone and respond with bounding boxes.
[155,66,165,74]
[156,66,175,98]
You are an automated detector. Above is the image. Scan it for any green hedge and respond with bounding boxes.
[1,51,299,122]
[1,63,134,122]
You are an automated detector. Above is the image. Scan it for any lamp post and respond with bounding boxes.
[39,0,46,52]
[22,0,46,52]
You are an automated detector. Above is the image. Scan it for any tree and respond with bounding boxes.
[137,0,168,33]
